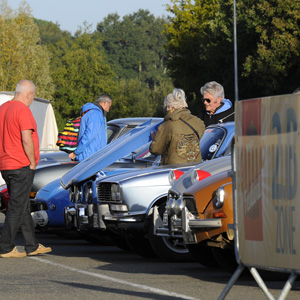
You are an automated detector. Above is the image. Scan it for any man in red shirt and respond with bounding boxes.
[0,80,52,258]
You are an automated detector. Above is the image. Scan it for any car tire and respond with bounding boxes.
[148,212,194,262]
[187,243,220,267]
[125,235,158,258]
[211,247,239,273]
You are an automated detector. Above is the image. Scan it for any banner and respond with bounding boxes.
[235,94,300,270]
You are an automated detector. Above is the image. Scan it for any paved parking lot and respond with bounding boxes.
[0,213,300,300]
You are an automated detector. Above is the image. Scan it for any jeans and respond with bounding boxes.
[0,165,38,254]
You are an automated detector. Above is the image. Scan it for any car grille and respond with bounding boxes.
[97,183,112,202]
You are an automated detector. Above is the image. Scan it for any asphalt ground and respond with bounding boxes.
[0,213,300,300]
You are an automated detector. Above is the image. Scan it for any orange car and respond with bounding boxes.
[180,170,236,270]
[181,171,233,245]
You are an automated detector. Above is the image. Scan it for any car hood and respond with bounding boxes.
[61,119,162,189]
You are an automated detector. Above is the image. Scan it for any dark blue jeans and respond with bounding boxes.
[0,165,38,254]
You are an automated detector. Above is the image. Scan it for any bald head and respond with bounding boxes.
[14,80,36,106]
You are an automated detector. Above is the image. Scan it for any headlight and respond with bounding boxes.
[192,169,211,183]
[69,185,75,203]
[168,170,185,185]
[111,183,121,201]
[214,186,225,208]
[74,185,82,203]
[84,182,93,203]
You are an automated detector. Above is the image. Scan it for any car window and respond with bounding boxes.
[200,127,226,161]
[118,125,136,138]
[107,124,121,144]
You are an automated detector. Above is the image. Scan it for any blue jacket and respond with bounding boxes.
[74,103,107,162]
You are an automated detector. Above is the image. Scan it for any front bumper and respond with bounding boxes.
[154,206,222,244]
[64,203,146,232]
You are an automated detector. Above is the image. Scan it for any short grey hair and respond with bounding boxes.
[200,81,224,99]
[15,80,36,95]
[95,93,112,104]
[164,88,188,111]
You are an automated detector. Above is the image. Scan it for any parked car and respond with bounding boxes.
[0,117,162,214]
[157,168,233,268]
[32,142,159,228]
[64,122,235,261]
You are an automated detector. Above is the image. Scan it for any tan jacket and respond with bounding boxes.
[150,108,205,165]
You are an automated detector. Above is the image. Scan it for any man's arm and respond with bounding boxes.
[21,129,36,169]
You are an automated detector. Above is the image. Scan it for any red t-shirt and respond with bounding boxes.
[0,100,40,170]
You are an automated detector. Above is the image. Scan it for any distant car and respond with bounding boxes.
[65,122,235,261]
[0,117,162,214]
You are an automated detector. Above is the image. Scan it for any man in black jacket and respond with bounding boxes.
[199,81,234,127]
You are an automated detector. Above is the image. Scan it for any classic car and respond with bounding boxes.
[0,117,162,214]
[157,168,234,268]
[63,122,235,261]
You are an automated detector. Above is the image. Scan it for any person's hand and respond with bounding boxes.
[69,152,76,160]
[29,163,36,170]
[151,131,157,140]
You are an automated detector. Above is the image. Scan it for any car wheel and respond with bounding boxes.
[125,235,158,258]
[148,210,194,262]
[211,247,239,273]
[187,243,220,267]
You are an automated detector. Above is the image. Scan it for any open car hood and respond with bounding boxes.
[61,119,162,189]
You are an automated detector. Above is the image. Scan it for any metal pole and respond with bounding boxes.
[233,0,239,101]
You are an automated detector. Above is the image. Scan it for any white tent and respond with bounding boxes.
[0,92,59,186]
[0,92,58,151]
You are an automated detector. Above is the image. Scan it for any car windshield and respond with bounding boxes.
[200,127,226,161]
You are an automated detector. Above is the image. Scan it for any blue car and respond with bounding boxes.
[32,118,163,228]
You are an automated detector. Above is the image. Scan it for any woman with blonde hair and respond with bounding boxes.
[150,88,205,165]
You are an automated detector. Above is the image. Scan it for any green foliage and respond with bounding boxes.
[165,0,300,100]
[97,9,169,88]
[49,30,118,130]
[165,0,234,101]
[237,0,300,95]
[34,18,72,45]
[0,0,54,98]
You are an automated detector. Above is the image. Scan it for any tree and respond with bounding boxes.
[49,29,118,129]
[164,0,234,107]
[96,10,169,88]
[0,0,54,98]
[238,0,300,96]
[165,0,300,101]
[34,18,72,45]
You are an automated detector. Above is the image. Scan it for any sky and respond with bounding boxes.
[6,0,171,35]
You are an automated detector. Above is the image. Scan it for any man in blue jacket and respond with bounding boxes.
[69,93,112,162]
[198,81,234,127]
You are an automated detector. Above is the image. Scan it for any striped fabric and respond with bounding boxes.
[56,110,90,153]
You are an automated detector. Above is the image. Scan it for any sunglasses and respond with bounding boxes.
[202,98,211,103]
